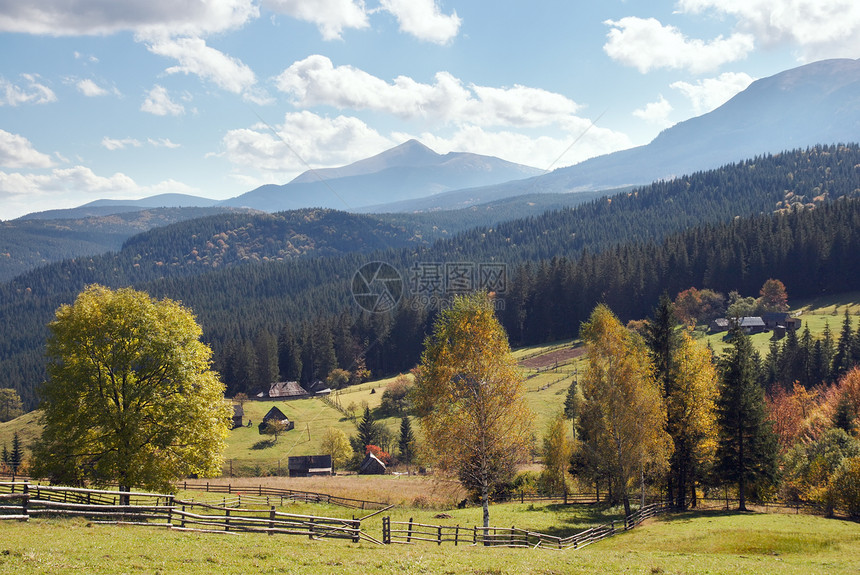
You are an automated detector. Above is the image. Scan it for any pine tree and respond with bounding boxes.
[398,416,416,466]
[714,328,778,511]
[356,406,378,453]
[832,311,855,382]
[645,293,682,505]
[8,431,23,478]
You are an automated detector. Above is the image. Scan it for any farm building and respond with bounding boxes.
[709,318,730,333]
[260,381,309,400]
[737,316,766,334]
[258,406,294,434]
[288,455,333,477]
[359,452,386,475]
[231,404,244,429]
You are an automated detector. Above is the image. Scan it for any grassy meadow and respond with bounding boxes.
[0,508,857,574]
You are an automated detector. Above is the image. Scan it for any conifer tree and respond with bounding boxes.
[398,416,416,465]
[714,328,778,511]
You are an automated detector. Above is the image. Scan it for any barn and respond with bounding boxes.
[258,406,294,434]
[288,455,333,477]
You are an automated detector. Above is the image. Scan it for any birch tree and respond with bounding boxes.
[576,304,672,516]
[414,292,532,529]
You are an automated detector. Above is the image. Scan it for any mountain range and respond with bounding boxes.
[19,58,858,219]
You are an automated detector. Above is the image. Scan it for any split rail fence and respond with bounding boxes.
[0,482,372,543]
[381,502,668,550]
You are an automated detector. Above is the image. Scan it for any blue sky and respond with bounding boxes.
[1,0,858,219]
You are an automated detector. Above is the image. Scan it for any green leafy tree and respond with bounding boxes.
[32,285,230,499]
[0,388,24,422]
[414,292,532,529]
[714,328,778,511]
[320,427,351,471]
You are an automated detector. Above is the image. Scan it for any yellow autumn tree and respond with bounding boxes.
[32,285,230,500]
[667,331,719,507]
[541,411,572,495]
[414,292,532,529]
[576,304,672,516]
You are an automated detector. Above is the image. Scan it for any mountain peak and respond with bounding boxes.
[289,139,441,185]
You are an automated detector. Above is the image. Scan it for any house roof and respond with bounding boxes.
[738,316,765,327]
[288,455,333,470]
[262,406,289,423]
[268,381,308,398]
[359,452,386,474]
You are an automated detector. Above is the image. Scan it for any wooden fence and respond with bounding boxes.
[382,502,668,549]
[0,482,374,543]
[178,481,388,510]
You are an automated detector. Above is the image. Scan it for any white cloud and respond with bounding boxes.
[148,137,180,148]
[218,109,633,185]
[76,78,108,96]
[378,0,461,45]
[140,85,185,116]
[0,129,54,169]
[671,72,756,114]
[604,17,754,74]
[0,0,258,37]
[101,137,142,150]
[275,55,581,128]
[0,166,199,218]
[262,0,369,40]
[680,0,860,61]
[0,74,57,106]
[218,111,394,174]
[632,95,674,127]
[144,35,256,94]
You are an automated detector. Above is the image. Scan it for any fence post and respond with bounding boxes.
[225,509,230,532]
[407,517,413,543]
[382,516,390,544]
[510,525,515,546]
[437,525,442,545]
[269,505,275,535]
[454,525,459,546]
[22,483,29,520]
[308,517,315,539]
[352,517,360,543]
[181,505,186,528]
[473,526,477,545]
[167,495,174,526]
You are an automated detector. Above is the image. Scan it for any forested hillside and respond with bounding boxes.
[1,145,858,408]
[0,207,254,282]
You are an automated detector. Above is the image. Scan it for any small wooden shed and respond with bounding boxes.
[288,455,333,477]
[359,452,386,475]
[258,406,294,434]
[231,404,244,429]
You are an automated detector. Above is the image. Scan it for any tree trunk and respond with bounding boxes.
[482,483,489,529]
[738,433,747,512]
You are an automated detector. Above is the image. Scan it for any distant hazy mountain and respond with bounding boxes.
[21,193,219,220]
[370,58,860,212]
[220,139,543,212]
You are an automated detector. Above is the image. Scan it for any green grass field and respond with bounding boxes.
[0,508,857,574]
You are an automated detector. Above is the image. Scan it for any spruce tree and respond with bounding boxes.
[398,416,416,465]
[832,311,855,382]
[714,329,778,511]
[356,406,377,452]
[645,293,683,506]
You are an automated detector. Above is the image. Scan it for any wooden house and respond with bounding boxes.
[288,455,333,477]
[258,406,294,434]
[231,404,244,429]
[264,381,309,400]
[359,452,386,475]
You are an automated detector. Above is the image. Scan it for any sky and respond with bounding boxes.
[1,1,859,220]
